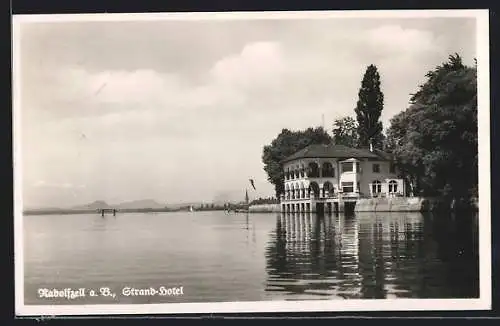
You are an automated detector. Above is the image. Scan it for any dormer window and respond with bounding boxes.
[341,162,353,172]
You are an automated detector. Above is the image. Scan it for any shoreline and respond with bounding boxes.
[22,208,227,216]
[254,196,479,213]
[23,196,478,216]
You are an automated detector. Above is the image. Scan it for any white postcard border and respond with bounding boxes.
[13,9,492,316]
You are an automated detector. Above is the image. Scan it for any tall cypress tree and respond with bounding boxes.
[354,64,384,149]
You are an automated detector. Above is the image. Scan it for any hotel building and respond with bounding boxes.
[280,143,405,213]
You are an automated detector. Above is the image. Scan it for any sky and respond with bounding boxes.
[16,13,477,208]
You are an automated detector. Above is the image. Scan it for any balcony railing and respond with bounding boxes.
[281,192,343,201]
[306,172,338,178]
[370,192,404,198]
[281,191,405,201]
[338,191,362,199]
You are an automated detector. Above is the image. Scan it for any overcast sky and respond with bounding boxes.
[16,13,477,208]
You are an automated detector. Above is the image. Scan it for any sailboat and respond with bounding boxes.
[189,205,194,212]
[236,189,250,213]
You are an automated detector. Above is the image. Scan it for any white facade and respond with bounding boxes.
[280,155,405,213]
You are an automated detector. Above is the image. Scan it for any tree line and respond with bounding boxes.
[262,54,478,205]
[249,197,279,205]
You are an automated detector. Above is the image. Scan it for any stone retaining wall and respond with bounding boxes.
[252,197,478,213]
[354,197,449,212]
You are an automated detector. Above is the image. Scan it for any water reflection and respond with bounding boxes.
[265,212,479,299]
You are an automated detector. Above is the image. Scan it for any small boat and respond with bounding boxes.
[189,206,194,212]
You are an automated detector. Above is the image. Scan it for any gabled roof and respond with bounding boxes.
[281,143,393,163]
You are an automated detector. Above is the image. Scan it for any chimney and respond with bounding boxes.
[369,141,373,152]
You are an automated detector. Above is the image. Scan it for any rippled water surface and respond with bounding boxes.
[23,211,479,305]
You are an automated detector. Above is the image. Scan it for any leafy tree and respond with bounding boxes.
[385,54,477,201]
[355,64,385,148]
[262,127,332,197]
[332,116,359,147]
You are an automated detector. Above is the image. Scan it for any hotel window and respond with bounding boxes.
[388,180,398,193]
[308,162,320,178]
[341,162,353,172]
[372,180,382,194]
[389,163,396,173]
[372,163,380,173]
[342,182,354,193]
[322,162,334,177]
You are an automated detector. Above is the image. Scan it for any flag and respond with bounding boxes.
[249,179,256,190]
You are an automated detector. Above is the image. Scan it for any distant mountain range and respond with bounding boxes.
[116,199,167,209]
[24,188,254,213]
[24,199,233,213]
[71,200,111,210]
[71,199,167,210]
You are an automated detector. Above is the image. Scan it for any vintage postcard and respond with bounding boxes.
[13,9,491,316]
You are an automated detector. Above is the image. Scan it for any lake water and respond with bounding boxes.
[23,211,479,305]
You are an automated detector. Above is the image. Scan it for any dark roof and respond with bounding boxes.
[372,148,394,161]
[281,143,393,163]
